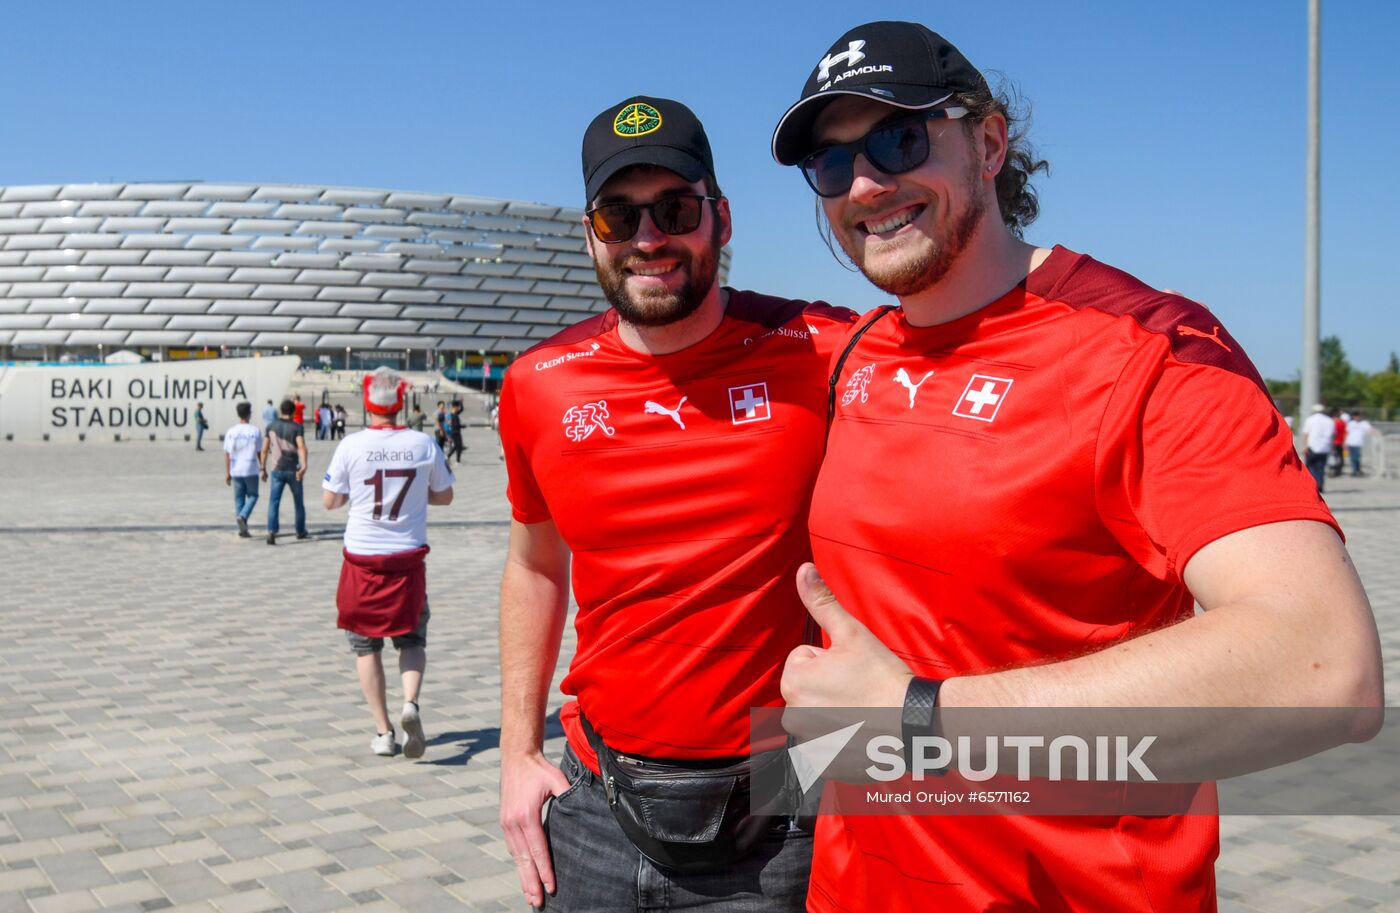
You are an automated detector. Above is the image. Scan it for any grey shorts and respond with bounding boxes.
[345,599,430,656]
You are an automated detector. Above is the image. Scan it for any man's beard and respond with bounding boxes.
[838,162,987,298]
[593,223,722,328]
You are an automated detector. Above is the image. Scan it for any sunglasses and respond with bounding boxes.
[585,194,718,244]
[800,107,970,198]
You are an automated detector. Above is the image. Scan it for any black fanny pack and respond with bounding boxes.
[580,712,789,873]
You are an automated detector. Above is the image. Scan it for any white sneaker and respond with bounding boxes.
[401,702,425,759]
[370,730,397,757]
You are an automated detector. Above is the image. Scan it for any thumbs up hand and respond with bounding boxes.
[781,563,914,715]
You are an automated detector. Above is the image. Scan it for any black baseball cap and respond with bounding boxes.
[582,96,717,203]
[772,21,987,166]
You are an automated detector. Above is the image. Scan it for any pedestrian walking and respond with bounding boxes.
[323,368,454,759]
[445,401,465,464]
[1347,410,1374,476]
[194,401,209,451]
[260,398,309,544]
[222,401,261,538]
[1302,404,1334,491]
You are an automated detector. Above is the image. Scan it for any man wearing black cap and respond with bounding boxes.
[496,96,856,910]
[770,20,1382,913]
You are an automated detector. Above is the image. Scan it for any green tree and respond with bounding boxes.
[1320,336,1368,406]
[1369,351,1400,419]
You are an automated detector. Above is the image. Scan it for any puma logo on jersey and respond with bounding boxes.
[562,401,615,442]
[893,368,935,408]
[841,365,876,406]
[1176,324,1231,353]
[644,396,688,430]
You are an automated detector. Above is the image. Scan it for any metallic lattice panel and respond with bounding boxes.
[0,182,734,354]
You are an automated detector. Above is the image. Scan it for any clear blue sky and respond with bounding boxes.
[2,0,1394,378]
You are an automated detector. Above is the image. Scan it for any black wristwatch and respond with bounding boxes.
[901,676,944,767]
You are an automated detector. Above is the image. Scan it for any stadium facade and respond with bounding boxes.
[0,182,731,373]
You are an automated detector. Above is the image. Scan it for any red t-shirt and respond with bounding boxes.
[500,290,857,772]
[807,247,1339,912]
[293,401,305,425]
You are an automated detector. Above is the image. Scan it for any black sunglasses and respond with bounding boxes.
[585,194,718,244]
[800,107,970,198]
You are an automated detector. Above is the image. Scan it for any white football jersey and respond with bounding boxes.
[323,426,454,555]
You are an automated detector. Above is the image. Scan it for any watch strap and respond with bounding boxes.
[901,676,943,763]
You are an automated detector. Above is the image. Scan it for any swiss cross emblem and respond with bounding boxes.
[952,375,1013,422]
[729,382,771,425]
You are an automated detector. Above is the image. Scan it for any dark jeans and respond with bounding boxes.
[1305,450,1329,492]
[232,475,259,519]
[544,744,811,912]
[267,470,306,535]
[195,424,205,449]
[1348,445,1363,476]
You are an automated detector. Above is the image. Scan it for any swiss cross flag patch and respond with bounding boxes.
[952,375,1013,422]
[728,382,771,424]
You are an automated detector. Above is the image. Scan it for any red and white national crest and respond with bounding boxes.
[562,401,616,441]
[728,383,771,424]
[952,375,1014,422]
[841,364,876,406]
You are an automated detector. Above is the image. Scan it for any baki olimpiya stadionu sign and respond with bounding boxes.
[0,356,298,440]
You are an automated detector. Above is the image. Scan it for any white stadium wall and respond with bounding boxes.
[0,182,732,359]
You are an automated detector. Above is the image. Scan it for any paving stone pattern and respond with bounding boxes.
[0,434,1396,912]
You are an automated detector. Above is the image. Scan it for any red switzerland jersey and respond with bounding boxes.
[499,290,856,772]
[808,247,1339,913]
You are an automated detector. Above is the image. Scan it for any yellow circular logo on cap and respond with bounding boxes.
[613,103,662,137]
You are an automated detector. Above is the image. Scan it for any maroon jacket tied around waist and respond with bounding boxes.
[336,546,429,637]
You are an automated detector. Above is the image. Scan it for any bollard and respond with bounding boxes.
[43,433,49,441]
[79,433,86,442]
[149,434,156,442]
[114,433,121,442]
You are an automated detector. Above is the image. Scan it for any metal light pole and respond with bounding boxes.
[1300,0,1322,422]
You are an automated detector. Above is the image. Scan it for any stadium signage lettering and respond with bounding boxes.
[47,374,250,429]
[49,376,248,402]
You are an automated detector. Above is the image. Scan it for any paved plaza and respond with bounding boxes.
[1,430,1397,913]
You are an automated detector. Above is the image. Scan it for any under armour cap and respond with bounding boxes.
[582,96,716,203]
[771,21,987,166]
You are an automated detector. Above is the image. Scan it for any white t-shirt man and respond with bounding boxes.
[1345,418,1372,448]
[322,426,454,555]
[1302,411,1335,454]
[223,423,263,477]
